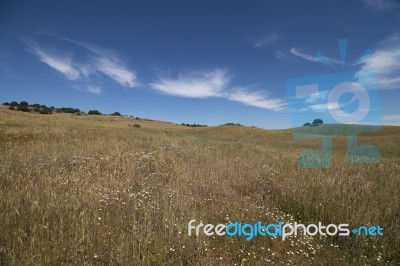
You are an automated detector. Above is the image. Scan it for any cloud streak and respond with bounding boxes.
[24,36,137,94]
[150,69,227,98]
[290,48,341,65]
[26,41,80,80]
[363,0,400,10]
[382,114,400,125]
[356,33,400,90]
[251,33,280,48]
[150,69,286,111]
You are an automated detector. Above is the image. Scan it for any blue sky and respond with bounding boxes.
[1,0,399,129]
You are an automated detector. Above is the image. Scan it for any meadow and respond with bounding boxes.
[0,107,399,265]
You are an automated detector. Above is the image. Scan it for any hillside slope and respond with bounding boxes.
[0,107,399,265]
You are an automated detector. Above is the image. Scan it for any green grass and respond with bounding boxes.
[0,107,399,265]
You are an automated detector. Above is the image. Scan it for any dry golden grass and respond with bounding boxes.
[0,107,399,265]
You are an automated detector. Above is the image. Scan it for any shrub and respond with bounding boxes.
[9,101,18,107]
[39,108,52,114]
[222,123,242,127]
[3,102,9,106]
[303,123,312,127]
[111,112,122,116]
[88,110,102,115]
[312,119,323,126]
[132,124,141,128]
[17,105,30,112]
[19,101,29,107]
[60,107,76,113]
[9,106,15,110]
[181,123,207,127]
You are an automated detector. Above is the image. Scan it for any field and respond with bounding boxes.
[0,107,399,265]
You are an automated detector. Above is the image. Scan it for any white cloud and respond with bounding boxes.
[150,69,286,111]
[305,90,329,104]
[382,114,400,125]
[275,51,287,59]
[86,85,102,95]
[27,43,80,80]
[150,69,227,98]
[290,48,320,63]
[25,36,137,94]
[227,88,286,111]
[61,39,137,87]
[364,0,400,10]
[251,33,280,48]
[290,48,341,65]
[95,56,136,87]
[309,103,328,113]
[356,33,400,90]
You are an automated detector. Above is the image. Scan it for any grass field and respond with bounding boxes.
[0,107,399,265]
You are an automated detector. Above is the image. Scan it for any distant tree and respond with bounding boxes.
[9,101,19,107]
[19,101,29,107]
[40,104,47,109]
[50,106,55,110]
[74,108,80,113]
[55,108,62,113]
[3,102,9,106]
[39,108,52,114]
[31,103,41,108]
[88,110,102,115]
[17,105,30,112]
[312,119,324,126]
[60,107,76,113]
[33,107,41,113]
[111,111,122,116]
[303,122,312,127]
[223,122,242,127]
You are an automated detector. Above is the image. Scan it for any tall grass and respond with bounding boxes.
[0,108,399,265]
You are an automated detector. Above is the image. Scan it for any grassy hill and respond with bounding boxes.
[0,107,399,265]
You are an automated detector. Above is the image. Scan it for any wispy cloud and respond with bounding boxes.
[150,69,286,111]
[26,41,80,80]
[363,0,400,10]
[275,51,288,60]
[290,48,319,63]
[251,33,280,48]
[290,48,342,66]
[382,114,400,125]
[57,37,137,87]
[95,56,136,87]
[86,85,102,95]
[227,88,286,111]
[356,33,400,90]
[149,69,227,98]
[24,35,137,94]
[305,90,329,104]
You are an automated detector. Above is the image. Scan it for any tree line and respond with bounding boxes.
[2,101,123,116]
